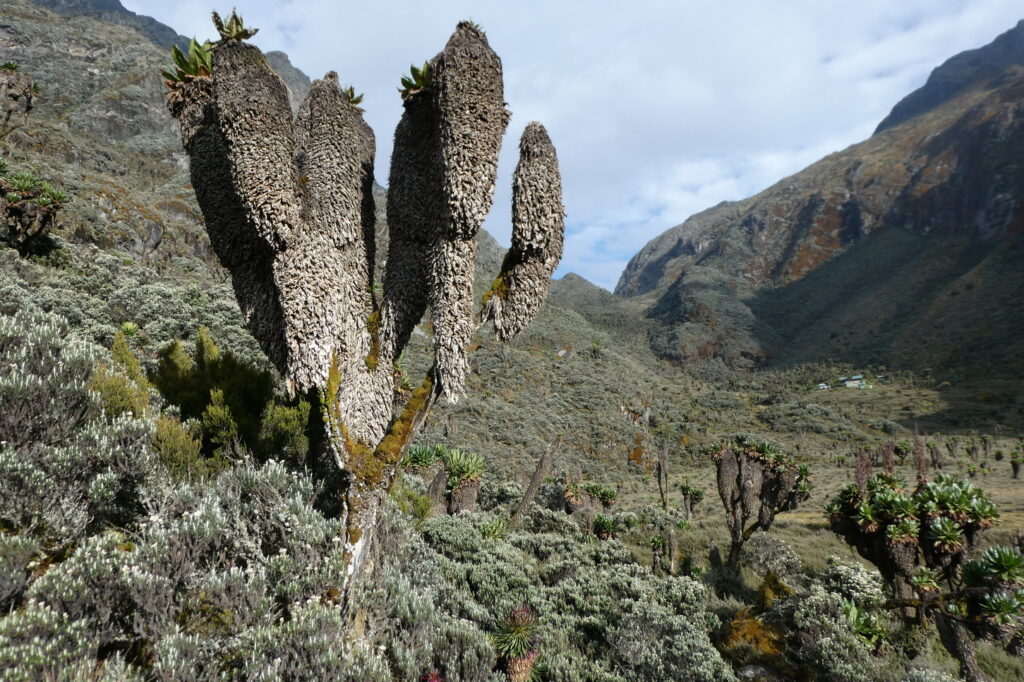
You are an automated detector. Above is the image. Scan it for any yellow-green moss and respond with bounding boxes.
[320,352,343,426]
[757,572,795,610]
[364,310,381,371]
[721,607,786,666]
[329,367,436,547]
[375,370,434,468]
[481,275,508,307]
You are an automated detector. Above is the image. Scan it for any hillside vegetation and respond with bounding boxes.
[1,1,1023,680]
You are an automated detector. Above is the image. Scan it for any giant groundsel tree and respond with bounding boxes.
[163,12,564,592]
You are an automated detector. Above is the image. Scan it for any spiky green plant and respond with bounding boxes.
[582,482,617,505]
[10,171,38,194]
[162,39,213,85]
[911,567,940,593]
[399,61,431,97]
[212,9,259,41]
[40,183,68,204]
[341,85,364,106]
[875,491,917,521]
[978,591,1024,625]
[480,517,507,539]
[929,516,963,553]
[441,448,485,491]
[592,514,618,540]
[0,61,17,71]
[855,502,880,531]
[967,546,1024,586]
[679,481,704,501]
[401,443,442,468]
[492,605,537,659]
[886,518,920,542]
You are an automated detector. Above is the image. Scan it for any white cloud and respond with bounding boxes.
[123,0,1024,289]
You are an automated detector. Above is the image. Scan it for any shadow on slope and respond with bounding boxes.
[749,227,1024,383]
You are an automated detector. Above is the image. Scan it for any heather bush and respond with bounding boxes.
[785,583,888,682]
[742,532,803,583]
[0,310,159,548]
[817,556,886,608]
[414,503,733,681]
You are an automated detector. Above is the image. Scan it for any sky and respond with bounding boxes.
[123,1,1023,291]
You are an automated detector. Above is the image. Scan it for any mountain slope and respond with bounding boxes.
[29,0,189,50]
[616,20,1024,378]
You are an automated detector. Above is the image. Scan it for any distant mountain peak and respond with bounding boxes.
[875,18,1024,133]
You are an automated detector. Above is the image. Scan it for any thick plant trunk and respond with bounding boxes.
[448,479,481,514]
[656,444,669,512]
[937,614,987,682]
[510,444,554,530]
[726,539,745,573]
[668,528,679,575]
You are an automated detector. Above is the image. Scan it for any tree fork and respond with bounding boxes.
[165,14,565,600]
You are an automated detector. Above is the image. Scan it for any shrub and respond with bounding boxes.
[0,310,159,548]
[152,414,222,481]
[150,327,315,466]
[257,399,310,465]
[152,327,277,457]
[89,363,149,418]
[0,310,98,450]
[786,584,886,682]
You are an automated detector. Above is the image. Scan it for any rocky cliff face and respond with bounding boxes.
[616,20,1024,377]
[29,0,189,50]
[3,0,343,262]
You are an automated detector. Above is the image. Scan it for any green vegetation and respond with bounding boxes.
[161,38,212,85]
[399,61,431,97]
[827,460,1020,681]
[1,164,70,257]
[149,325,308,465]
[3,10,1024,679]
[441,447,486,492]
[341,85,363,106]
[212,9,259,42]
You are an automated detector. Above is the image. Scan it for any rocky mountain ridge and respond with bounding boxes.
[616,20,1024,379]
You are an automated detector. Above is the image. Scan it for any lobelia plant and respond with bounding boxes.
[163,11,565,604]
[493,605,540,682]
[440,448,486,514]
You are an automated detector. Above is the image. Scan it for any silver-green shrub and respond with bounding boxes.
[0,310,159,548]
